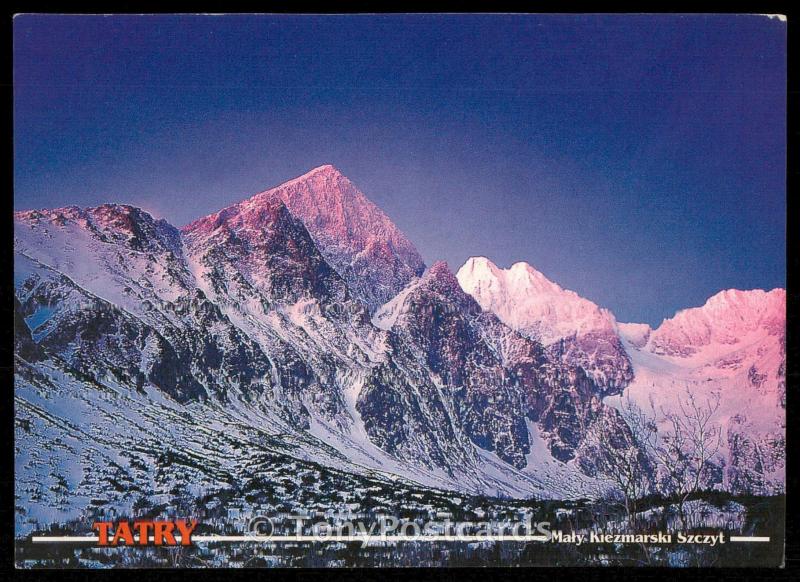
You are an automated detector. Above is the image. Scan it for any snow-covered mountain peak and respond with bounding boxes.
[456,256,617,345]
[182,166,425,312]
[456,256,633,394]
[509,259,552,279]
[460,257,558,295]
[703,287,785,315]
[648,287,785,358]
[460,256,502,275]
[507,261,571,297]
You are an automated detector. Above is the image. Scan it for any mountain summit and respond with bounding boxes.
[456,257,618,344]
[648,288,785,358]
[456,256,633,394]
[183,165,426,312]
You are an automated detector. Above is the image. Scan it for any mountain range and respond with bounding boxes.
[13,164,785,533]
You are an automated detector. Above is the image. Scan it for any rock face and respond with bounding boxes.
[13,166,786,530]
[14,205,279,407]
[373,261,635,471]
[182,193,385,428]
[456,257,633,395]
[371,262,534,469]
[14,297,44,363]
[184,165,426,313]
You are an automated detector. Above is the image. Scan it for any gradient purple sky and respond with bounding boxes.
[13,14,786,326]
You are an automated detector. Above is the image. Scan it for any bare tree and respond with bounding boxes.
[617,388,723,530]
[584,403,652,529]
[649,388,723,529]
[594,390,722,513]
[579,400,657,566]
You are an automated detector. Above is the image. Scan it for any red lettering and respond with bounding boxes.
[175,519,198,546]
[135,521,154,546]
[93,521,112,546]
[153,521,177,545]
[110,521,134,546]
[94,519,197,546]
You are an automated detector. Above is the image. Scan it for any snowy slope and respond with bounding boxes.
[610,289,786,494]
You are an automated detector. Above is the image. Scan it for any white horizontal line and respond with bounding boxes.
[31,534,550,544]
[30,534,774,544]
[196,535,552,543]
[32,536,100,543]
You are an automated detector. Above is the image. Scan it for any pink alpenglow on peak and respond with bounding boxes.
[455,256,618,345]
[456,256,633,394]
[182,165,426,312]
[648,288,785,358]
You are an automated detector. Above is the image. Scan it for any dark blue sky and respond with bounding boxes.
[14,14,786,326]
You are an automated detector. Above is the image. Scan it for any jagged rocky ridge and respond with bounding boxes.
[372,262,635,470]
[13,166,786,531]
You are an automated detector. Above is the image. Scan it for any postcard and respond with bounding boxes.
[13,13,787,568]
